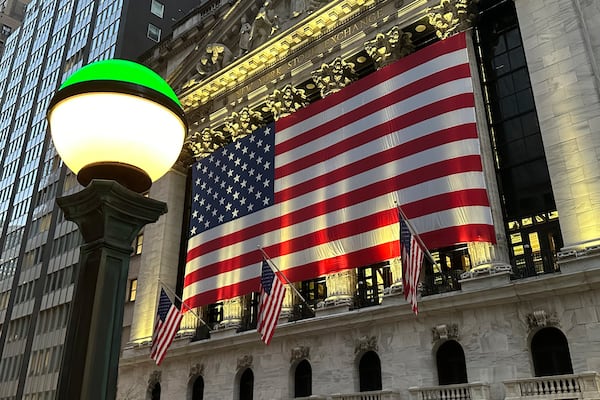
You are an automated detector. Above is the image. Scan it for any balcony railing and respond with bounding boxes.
[510,250,560,280]
[330,390,401,400]
[504,372,600,400]
[409,382,491,400]
[421,269,463,296]
[294,390,400,400]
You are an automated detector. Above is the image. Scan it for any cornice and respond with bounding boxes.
[119,264,600,368]
[178,0,431,113]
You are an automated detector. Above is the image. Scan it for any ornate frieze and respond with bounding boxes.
[355,335,378,354]
[179,5,385,109]
[264,84,309,120]
[237,354,253,370]
[432,323,459,342]
[311,57,357,98]
[427,0,478,40]
[526,310,560,332]
[364,25,415,69]
[290,346,310,362]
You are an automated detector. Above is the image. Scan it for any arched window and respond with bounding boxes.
[239,368,254,400]
[359,351,382,392]
[531,327,573,376]
[436,340,468,385]
[294,359,312,397]
[192,375,204,400]
[150,382,161,400]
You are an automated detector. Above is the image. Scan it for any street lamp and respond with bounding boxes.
[47,59,187,400]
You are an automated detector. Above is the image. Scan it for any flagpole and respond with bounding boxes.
[394,201,437,266]
[158,278,212,331]
[257,246,316,316]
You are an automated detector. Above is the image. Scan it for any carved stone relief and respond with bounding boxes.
[432,323,459,342]
[355,335,378,354]
[311,57,357,98]
[250,1,279,50]
[189,363,205,378]
[427,0,478,40]
[364,25,415,69]
[264,84,309,120]
[237,354,253,370]
[147,370,161,391]
[290,346,310,362]
[526,310,560,332]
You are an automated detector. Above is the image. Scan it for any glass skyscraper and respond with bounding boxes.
[0,0,198,398]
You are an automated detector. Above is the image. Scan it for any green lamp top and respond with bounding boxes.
[59,59,181,107]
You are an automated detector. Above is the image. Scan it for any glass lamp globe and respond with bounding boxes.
[47,59,187,193]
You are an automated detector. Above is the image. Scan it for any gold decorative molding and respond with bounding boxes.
[427,0,478,40]
[364,25,414,69]
[185,126,229,157]
[311,57,357,98]
[223,107,265,141]
[264,84,309,120]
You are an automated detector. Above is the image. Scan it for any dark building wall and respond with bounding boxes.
[117,0,200,60]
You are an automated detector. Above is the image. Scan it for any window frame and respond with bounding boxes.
[147,23,161,42]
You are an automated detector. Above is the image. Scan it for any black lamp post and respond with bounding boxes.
[46,59,187,400]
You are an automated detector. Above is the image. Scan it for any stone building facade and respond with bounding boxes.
[117,0,600,399]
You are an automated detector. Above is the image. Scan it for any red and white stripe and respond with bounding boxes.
[183,32,495,309]
[257,274,286,344]
[150,306,183,365]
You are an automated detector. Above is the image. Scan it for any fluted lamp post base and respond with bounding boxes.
[55,180,167,400]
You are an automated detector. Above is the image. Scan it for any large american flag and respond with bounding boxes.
[183,32,495,309]
[150,289,183,365]
[400,214,424,314]
[257,259,286,344]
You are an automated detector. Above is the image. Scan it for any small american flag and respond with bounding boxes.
[257,260,286,344]
[150,289,183,365]
[400,215,425,314]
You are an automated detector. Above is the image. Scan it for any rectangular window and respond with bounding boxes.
[128,279,137,302]
[134,232,143,255]
[150,0,164,18]
[147,24,161,42]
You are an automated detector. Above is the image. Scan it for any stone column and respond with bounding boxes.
[323,270,357,307]
[388,257,404,293]
[462,32,512,278]
[129,169,187,343]
[280,283,296,320]
[516,0,600,254]
[220,297,243,328]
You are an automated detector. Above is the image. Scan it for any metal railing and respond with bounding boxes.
[409,382,491,400]
[421,269,463,296]
[510,250,560,280]
[504,372,600,400]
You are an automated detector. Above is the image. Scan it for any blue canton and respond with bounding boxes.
[189,123,276,236]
